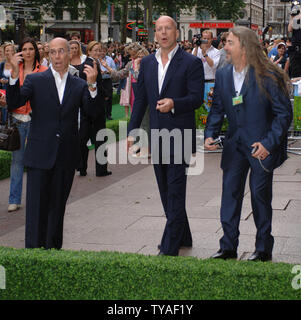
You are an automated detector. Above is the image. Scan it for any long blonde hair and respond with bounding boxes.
[229,26,291,98]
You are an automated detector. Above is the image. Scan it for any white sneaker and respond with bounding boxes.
[8,204,20,212]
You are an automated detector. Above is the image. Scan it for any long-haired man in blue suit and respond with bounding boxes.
[205,27,292,261]
[127,16,204,256]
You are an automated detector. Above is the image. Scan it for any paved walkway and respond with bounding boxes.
[0,140,301,264]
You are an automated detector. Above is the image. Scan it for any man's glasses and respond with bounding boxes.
[49,48,66,56]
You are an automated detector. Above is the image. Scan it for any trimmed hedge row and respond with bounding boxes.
[0,246,300,300]
[0,151,11,180]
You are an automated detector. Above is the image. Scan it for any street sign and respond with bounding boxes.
[0,5,6,30]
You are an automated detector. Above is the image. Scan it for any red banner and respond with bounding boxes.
[189,22,234,29]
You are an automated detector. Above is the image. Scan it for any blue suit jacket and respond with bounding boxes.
[205,64,292,170]
[128,47,204,156]
[7,68,101,170]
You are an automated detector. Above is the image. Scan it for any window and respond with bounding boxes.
[196,9,211,21]
[276,9,283,19]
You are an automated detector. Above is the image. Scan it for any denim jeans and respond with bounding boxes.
[9,119,30,205]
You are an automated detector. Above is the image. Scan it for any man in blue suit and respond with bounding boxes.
[127,16,204,256]
[7,38,100,249]
[205,27,292,261]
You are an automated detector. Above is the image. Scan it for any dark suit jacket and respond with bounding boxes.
[128,47,204,157]
[205,64,292,170]
[7,68,101,170]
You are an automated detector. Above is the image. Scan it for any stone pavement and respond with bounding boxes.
[0,139,301,264]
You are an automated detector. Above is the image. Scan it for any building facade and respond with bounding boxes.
[2,1,293,44]
[266,0,292,38]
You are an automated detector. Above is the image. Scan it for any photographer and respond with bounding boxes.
[288,0,301,77]
[192,30,220,82]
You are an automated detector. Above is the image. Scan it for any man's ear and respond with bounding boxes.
[176,29,180,39]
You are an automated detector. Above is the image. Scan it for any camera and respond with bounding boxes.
[193,34,209,46]
[209,137,222,146]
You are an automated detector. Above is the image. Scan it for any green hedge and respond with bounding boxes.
[0,151,11,180]
[0,246,300,300]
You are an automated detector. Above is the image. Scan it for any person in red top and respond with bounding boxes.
[8,38,47,212]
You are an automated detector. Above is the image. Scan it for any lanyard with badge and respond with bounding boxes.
[232,93,243,106]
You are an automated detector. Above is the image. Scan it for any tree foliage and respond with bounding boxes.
[152,0,245,21]
[24,0,245,22]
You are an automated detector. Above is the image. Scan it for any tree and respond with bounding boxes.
[120,0,129,43]
[151,0,245,22]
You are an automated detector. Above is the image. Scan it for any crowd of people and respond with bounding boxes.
[0,19,297,260]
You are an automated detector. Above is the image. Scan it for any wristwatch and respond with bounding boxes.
[88,82,97,89]
[204,54,208,58]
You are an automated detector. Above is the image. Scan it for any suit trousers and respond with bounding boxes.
[102,78,113,118]
[25,164,75,249]
[219,143,274,254]
[78,115,108,175]
[153,162,192,256]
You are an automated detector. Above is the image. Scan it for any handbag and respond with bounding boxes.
[0,113,21,151]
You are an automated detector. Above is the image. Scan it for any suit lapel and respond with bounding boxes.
[61,74,73,107]
[150,55,159,98]
[240,67,254,98]
[229,65,236,97]
[46,69,61,107]
[159,48,183,98]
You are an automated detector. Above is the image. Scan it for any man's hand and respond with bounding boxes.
[84,61,98,87]
[99,58,108,69]
[0,78,8,85]
[201,46,207,56]
[156,98,174,113]
[204,137,219,151]
[251,142,269,160]
[10,52,23,79]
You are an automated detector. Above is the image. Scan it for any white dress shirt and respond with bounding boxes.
[50,66,69,104]
[233,66,248,96]
[155,44,179,94]
[193,46,220,80]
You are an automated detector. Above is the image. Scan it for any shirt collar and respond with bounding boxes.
[50,65,69,81]
[233,65,249,78]
[155,44,179,63]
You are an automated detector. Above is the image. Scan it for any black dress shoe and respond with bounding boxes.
[157,251,166,256]
[79,170,87,176]
[248,251,272,262]
[211,249,237,260]
[107,116,113,120]
[96,171,112,177]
